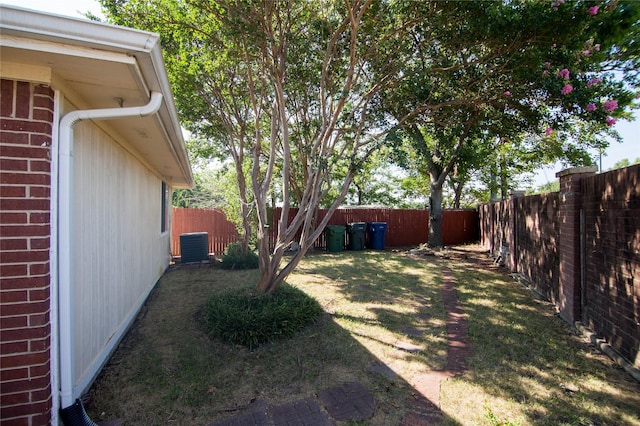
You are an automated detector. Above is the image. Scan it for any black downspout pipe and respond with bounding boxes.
[60,399,98,426]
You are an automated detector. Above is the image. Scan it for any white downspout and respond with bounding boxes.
[58,91,163,409]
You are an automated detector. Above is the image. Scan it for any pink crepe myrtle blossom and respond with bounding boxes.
[504,91,511,97]
[586,103,597,112]
[544,61,551,69]
[582,50,591,56]
[606,116,617,126]
[561,84,573,95]
[545,127,554,136]
[542,70,549,77]
[588,6,599,15]
[603,99,618,112]
[557,68,570,79]
[587,77,602,88]
[594,44,601,51]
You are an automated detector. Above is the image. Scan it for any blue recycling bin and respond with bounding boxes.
[367,222,387,250]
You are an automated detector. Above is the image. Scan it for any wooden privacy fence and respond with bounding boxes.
[171,208,239,256]
[171,207,479,256]
[269,207,479,249]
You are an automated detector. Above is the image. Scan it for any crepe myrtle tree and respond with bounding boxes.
[377,0,639,247]
[241,0,404,293]
[101,0,408,294]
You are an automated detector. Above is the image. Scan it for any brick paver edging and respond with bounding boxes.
[403,265,471,425]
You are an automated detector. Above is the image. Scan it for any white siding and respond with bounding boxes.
[71,120,170,394]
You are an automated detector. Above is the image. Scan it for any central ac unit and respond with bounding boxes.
[179,232,208,263]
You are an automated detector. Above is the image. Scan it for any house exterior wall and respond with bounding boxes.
[69,116,171,398]
[1,77,174,422]
[0,79,53,425]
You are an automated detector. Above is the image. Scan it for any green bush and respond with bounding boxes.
[219,242,259,270]
[204,284,323,349]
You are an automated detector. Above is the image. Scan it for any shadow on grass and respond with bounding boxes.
[86,259,458,425]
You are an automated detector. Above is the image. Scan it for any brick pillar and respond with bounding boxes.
[555,166,597,324]
[0,79,54,425]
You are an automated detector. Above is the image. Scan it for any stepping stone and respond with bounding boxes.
[393,340,422,353]
[317,382,378,421]
[269,397,333,426]
[367,361,399,381]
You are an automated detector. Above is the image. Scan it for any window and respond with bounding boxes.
[161,181,168,233]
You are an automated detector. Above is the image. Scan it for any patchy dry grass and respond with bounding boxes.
[86,252,447,425]
[86,248,640,425]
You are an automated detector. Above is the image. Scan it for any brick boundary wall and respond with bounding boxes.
[479,165,640,370]
[581,165,640,367]
[1,79,54,425]
[515,192,560,303]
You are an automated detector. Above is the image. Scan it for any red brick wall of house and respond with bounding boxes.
[1,79,54,425]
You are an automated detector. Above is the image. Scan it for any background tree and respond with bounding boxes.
[609,157,640,170]
[376,0,639,246]
[101,0,639,288]
[172,168,224,209]
[319,146,422,207]
[530,180,561,194]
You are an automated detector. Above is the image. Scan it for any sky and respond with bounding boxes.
[3,0,639,187]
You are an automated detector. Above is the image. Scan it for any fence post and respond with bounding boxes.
[556,166,597,324]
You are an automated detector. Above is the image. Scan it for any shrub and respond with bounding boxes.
[219,242,259,270]
[204,284,323,349]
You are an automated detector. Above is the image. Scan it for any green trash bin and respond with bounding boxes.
[346,222,366,250]
[325,225,346,252]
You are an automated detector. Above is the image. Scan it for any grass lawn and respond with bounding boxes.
[86,247,640,425]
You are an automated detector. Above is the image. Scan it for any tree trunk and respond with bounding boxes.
[499,164,509,200]
[453,181,463,209]
[428,181,443,247]
[236,163,252,256]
